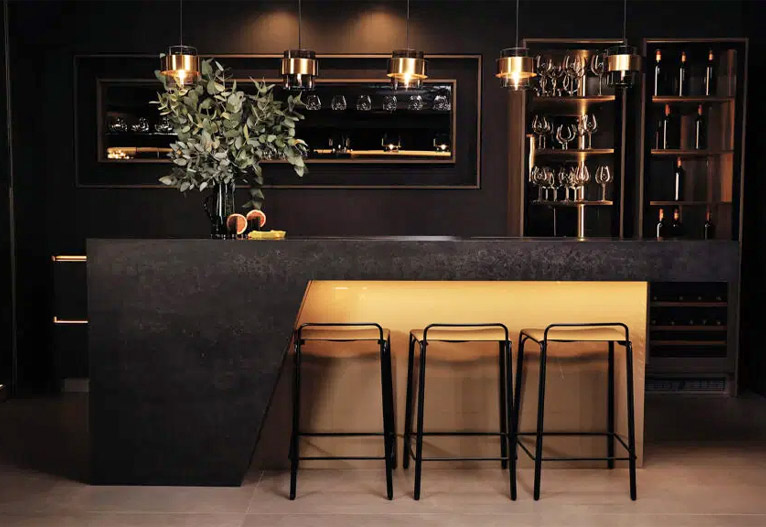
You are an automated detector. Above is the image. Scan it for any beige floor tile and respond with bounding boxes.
[0,512,246,527]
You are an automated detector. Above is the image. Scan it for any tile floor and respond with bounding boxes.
[1,393,766,526]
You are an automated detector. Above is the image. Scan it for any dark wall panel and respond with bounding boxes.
[5,0,757,390]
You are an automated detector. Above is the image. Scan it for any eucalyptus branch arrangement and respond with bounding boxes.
[153,59,308,209]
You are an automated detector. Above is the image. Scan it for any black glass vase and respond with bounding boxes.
[203,181,236,239]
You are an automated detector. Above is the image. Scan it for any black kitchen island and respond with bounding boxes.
[87,238,740,486]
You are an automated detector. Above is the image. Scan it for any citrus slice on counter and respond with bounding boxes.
[226,213,248,236]
[246,209,267,228]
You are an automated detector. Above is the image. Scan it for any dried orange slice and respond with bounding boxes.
[246,209,267,229]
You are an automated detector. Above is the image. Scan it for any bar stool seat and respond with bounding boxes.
[410,327,508,342]
[520,326,627,343]
[289,323,396,501]
[404,323,513,500]
[301,327,391,342]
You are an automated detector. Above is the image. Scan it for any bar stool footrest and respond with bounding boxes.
[515,431,635,462]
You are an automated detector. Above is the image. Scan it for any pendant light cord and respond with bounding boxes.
[623,0,627,44]
[179,0,183,46]
[298,0,302,49]
[515,0,519,48]
[406,0,410,50]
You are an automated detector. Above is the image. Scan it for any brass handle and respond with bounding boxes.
[52,255,87,262]
[53,317,88,325]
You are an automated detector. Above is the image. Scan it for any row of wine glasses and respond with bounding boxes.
[531,114,598,150]
[534,53,607,97]
[305,93,451,112]
[530,163,613,202]
[108,116,173,134]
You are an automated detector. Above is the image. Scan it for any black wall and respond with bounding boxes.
[1,0,13,393]
[4,0,763,392]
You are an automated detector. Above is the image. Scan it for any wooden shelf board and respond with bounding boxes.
[648,201,732,206]
[651,301,728,307]
[651,96,735,103]
[535,149,614,156]
[533,95,616,103]
[650,149,734,156]
[532,199,613,208]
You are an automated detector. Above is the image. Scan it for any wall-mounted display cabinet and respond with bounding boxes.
[76,54,480,188]
[639,38,747,242]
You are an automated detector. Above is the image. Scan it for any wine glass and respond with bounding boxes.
[355,94,372,111]
[555,124,576,150]
[532,114,548,149]
[408,94,424,111]
[535,55,553,96]
[548,166,561,201]
[595,165,613,201]
[550,61,565,96]
[557,165,570,201]
[567,165,579,201]
[330,95,347,111]
[383,94,398,112]
[305,94,322,110]
[532,165,548,201]
[574,163,591,200]
[564,55,586,96]
[433,93,451,111]
[590,52,606,96]
[583,114,598,149]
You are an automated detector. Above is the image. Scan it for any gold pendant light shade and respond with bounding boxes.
[387,49,427,90]
[282,49,318,90]
[161,45,200,87]
[496,47,536,90]
[606,44,642,88]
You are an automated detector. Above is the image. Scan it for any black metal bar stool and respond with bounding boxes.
[289,323,396,500]
[511,323,637,501]
[403,323,513,500]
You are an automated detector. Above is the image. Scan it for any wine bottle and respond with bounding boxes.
[678,51,688,96]
[656,208,666,240]
[669,208,684,238]
[704,49,716,96]
[694,105,707,150]
[653,49,663,96]
[673,157,685,201]
[657,104,671,149]
[704,209,716,240]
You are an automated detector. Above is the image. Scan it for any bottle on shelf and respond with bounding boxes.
[673,157,685,201]
[677,51,689,96]
[694,104,707,150]
[656,104,676,149]
[704,49,716,96]
[704,209,716,240]
[669,207,684,238]
[656,208,666,240]
[653,49,663,96]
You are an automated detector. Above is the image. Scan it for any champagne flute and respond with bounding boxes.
[595,165,613,201]
[590,53,606,96]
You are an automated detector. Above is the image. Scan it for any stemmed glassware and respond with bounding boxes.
[330,95,347,111]
[531,166,546,201]
[532,115,551,149]
[550,62,565,97]
[595,165,613,201]
[382,95,398,112]
[563,55,585,96]
[355,95,372,111]
[433,93,451,111]
[408,94,424,111]
[573,163,591,200]
[557,166,570,201]
[583,114,598,149]
[555,124,576,150]
[535,55,553,96]
[590,53,606,96]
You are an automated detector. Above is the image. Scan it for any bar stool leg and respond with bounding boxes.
[386,336,397,470]
[504,339,514,499]
[510,336,526,501]
[379,339,394,500]
[403,334,416,470]
[626,341,638,500]
[607,341,615,469]
[413,340,428,500]
[498,341,508,470]
[289,339,302,500]
[533,340,548,501]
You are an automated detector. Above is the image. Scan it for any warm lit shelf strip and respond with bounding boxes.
[53,317,89,325]
[650,301,727,308]
[534,96,616,102]
[651,340,727,347]
[650,326,727,331]
[534,149,614,155]
[649,201,732,206]
[51,255,87,262]
[651,96,735,103]
[650,149,734,156]
[532,199,613,207]
[312,149,451,158]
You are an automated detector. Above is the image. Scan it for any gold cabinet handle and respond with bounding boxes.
[52,255,87,262]
[53,317,88,325]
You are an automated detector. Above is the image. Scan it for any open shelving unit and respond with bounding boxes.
[517,39,627,238]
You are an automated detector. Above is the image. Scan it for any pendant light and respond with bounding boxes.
[496,0,535,90]
[282,0,318,91]
[387,0,427,90]
[606,0,642,88]
[160,0,199,87]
